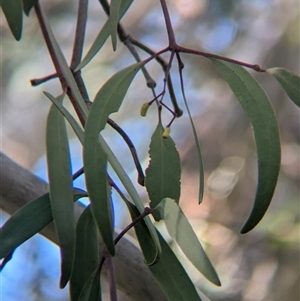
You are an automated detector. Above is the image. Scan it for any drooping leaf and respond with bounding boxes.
[36,5,88,119]
[70,205,100,301]
[267,67,300,108]
[109,0,122,50]
[0,190,86,259]
[154,198,221,286]
[127,203,201,300]
[179,68,204,203]
[75,0,134,71]
[211,59,281,233]
[44,91,84,144]
[84,62,143,256]
[46,102,75,288]
[22,0,38,15]
[1,0,23,40]
[145,123,181,212]
[98,135,161,256]
[150,231,203,301]
[78,267,101,301]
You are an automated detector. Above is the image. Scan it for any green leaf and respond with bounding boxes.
[22,0,38,15]
[70,205,100,301]
[75,0,134,71]
[1,0,23,40]
[180,73,204,204]
[46,103,75,288]
[0,190,86,259]
[43,91,84,144]
[267,67,300,108]
[150,231,203,301]
[211,59,281,233]
[78,268,101,301]
[145,123,181,212]
[109,0,122,51]
[84,62,143,256]
[154,198,221,286]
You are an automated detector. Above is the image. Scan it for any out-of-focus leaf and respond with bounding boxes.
[145,123,181,214]
[22,0,38,15]
[46,103,75,288]
[109,0,122,51]
[1,0,23,40]
[70,205,100,301]
[267,67,300,108]
[211,59,281,233]
[84,62,143,256]
[44,92,84,144]
[154,198,221,286]
[0,190,86,259]
[150,231,203,301]
[75,0,134,71]
[78,267,101,301]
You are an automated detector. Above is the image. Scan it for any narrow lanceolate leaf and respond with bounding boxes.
[154,198,221,286]
[267,67,300,108]
[145,123,181,212]
[211,59,281,233]
[75,0,134,71]
[70,205,100,301]
[180,74,204,204]
[44,91,84,144]
[110,0,122,51]
[150,231,203,301]
[84,62,143,256]
[0,190,86,259]
[47,104,75,288]
[22,0,38,15]
[1,0,23,40]
[78,268,101,301]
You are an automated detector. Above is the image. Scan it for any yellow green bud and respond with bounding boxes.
[140,102,150,117]
[162,127,171,139]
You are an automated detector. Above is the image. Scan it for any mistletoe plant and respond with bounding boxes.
[1,0,299,300]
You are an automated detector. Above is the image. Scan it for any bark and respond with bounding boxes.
[0,152,167,301]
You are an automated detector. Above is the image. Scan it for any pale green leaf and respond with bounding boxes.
[0,190,86,259]
[145,123,181,211]
[109,0,122,51]
[84,62,143,256]
[70,205,100,301]
[211,59,281,233]
[267,67,300,108]
[1,0,23,40]
[46,103,75,288]
[154,198,221,286]
[75,0,134,71]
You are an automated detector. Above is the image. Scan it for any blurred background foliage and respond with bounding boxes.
[1,0,299,300]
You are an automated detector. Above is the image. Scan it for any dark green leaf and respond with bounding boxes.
[1,0,23,40]
[70,205,100,301]
[84,62,143,256]
[211,59,281,233]
[46,103,75,288]
[154,198,221,286]
[145,123,181,212]
[150,231,203,301]
[75,0,134,71]
[0,190,86,259]
[78,267,101,301]
[267,67,300,108]
[22,0,38,15]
